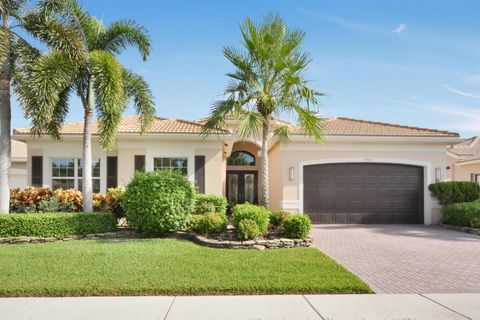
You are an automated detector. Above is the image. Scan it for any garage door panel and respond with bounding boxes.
[304,163,423,224]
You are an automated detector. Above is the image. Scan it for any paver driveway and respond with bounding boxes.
[312,224,480,294]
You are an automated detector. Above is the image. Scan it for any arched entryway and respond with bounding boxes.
[226,141,260,207]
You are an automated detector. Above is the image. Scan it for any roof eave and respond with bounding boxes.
[290,135,462,143]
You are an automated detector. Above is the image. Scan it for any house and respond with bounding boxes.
[10,139,27,189]
[12,115,460,225]
[446,136,480,183]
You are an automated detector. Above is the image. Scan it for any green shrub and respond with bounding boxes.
[283,215,312,239]
[442,201,480,228]
[188,213,227,235]
[122,170,196,234]
[237,219,260,240]
[231,204,270,235]
[428,181,480,205]
[37,198,70,213]
[195,202,216,215]
[270,210,291,228]
[195,194,228,215]
[0,212,117,237]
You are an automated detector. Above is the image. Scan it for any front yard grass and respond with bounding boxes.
[0,238,370,296]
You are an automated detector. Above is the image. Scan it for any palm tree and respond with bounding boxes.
[0,0,47,213]
[202,14,324,207]
[16,0,155,212]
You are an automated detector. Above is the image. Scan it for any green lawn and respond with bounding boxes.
[0,239,370,296]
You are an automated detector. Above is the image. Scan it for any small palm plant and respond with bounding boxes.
[16,0,155,212]
[201,13,324,207]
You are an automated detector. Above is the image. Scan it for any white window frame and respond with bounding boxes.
[153,157,188,175]
[51,157,101,192]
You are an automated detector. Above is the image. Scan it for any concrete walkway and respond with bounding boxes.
[312,224,480,293]
[1,294,479,320]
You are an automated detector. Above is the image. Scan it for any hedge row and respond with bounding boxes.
[443,201,480,228]
[428,181,480,205]
[0,212,117,238]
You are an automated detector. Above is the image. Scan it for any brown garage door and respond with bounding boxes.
[303,163,423,224]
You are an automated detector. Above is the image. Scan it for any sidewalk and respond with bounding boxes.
[1,294,479,320]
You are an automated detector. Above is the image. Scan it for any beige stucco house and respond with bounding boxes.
[446,136,480,183]
[10,139,27,189]
[13,115,460,225]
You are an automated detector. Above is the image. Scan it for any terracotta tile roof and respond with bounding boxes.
[290,117,460,137]
[13,115,228,135]
[448,136,480,162]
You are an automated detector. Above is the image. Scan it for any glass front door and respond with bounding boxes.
[227,171,258,207]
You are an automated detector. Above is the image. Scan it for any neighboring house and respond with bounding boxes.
[13,115,460,225]
[10,139,27,189]
[446,136,480,183]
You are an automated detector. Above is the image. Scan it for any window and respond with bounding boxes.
[51,157,100,193]
[227,151,255,166]
[153,157,188,175]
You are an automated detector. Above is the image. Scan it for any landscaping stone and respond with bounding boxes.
[0,228,313,249]
[438,223,480,236]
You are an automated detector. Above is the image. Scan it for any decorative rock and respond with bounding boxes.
[253,245,266,251]
[242,240,256,245]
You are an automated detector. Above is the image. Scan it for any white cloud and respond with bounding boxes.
[378,94,480,134]
[297,8,383,34]
[393,23,406,34]
[444,84,480,99]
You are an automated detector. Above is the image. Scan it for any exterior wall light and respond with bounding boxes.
[435,167,442,182]
[289,166,294,181]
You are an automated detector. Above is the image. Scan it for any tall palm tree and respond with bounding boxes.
[202,13,324,207]
[0,0,48,213]
[16,0,155,212]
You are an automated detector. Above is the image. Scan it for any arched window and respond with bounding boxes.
[227,151,255,166]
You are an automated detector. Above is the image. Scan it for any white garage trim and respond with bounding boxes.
[297,157,433,225]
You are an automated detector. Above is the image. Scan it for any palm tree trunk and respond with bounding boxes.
[82,77,94,212]
[259,119,269,207]
[0,15,11,214]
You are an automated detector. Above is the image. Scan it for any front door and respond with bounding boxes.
[227,171,258,207]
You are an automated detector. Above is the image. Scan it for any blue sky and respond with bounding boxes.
[11,0,480,137]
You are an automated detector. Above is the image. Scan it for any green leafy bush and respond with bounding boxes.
[195,202,216,215]
[188,213,227,235]
[442,201,480,228]
[231,204,270,235]
[270,210,291,228]
[94,187,126,220]
[283,215,312,239]
[429,181,480,205]
[0,212,116,237]
[237,219,260,240]
[37,198,70,213]
[195,194,228,215]
[122,170,196,234]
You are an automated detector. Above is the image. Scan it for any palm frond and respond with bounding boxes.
[89,50,125,148]
[200,99,239,139]
[0,26,10,71]
[235,110,263,140]
[293,105,324,142]
[22,10,87,62]
[0,0,27,16]
[94,20,151,60]
[272,125,291,144]
[122,68,155,133]
[15,51,76,138]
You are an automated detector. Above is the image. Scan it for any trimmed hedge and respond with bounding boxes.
[284,215,312,239]
[122,170,196,234]
[237,219,260,240]
[194,194,228,216]
[270,210,291,228]
[429,181,480,206]
[0,212,117,238]
[443,201,480,228]
[188,213,227,235]
[231,204,270,236]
